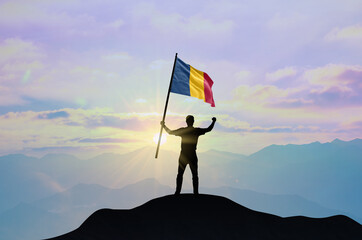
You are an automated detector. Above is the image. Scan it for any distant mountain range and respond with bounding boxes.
[0,138,361,239]
[46,194,362,240]
[245,138,362,217]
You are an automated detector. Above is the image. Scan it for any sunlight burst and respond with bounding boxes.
[153,133,167,145]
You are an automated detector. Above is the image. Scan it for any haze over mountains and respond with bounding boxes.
[1,138,361,239]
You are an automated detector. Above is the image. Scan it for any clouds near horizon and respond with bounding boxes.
[0,0,361,156]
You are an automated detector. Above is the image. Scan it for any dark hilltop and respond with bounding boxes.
[47,194,362,240]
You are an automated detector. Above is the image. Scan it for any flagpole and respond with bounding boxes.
[155,53,178,158]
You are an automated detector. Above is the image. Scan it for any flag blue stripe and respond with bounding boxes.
[170,57,191,96]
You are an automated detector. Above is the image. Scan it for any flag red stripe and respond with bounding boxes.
[203,72,215,107]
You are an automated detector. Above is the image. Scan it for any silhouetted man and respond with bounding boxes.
[161,115,216,195]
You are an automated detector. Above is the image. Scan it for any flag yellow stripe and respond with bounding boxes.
[189,66,205,100]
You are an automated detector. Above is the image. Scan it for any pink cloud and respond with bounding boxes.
[269,64,362,109]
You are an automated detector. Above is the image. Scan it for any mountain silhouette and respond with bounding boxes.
[47,194,362,240]
[3,179,350,240]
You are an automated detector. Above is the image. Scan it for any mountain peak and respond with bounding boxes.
[47,194,362,240]
[331,138,362,145]
[332,138,344,143]
[203,149,247,158]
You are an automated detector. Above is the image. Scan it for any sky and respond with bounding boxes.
[0,0,362,157]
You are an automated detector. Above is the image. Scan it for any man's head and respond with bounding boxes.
[186,115,194,126]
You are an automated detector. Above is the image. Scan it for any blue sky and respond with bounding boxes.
[0,0,361,157]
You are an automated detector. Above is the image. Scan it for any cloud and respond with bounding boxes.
[347,121,362,130]
[133,2,234,39]
[0,0,126,41]
[107,19,125,29]
[0,47,169,110]
[215,121,318,134]
[266,67,297,82]
[0,90,27,106]
[78,138,138,143]
[210,114,320,134]
[83,115,146,130]
[0,108,163,156]
[213,115,250,130]
[301,64,362,108]
[0,1,92,29]
[267,12,308,30]
[233,64,362,110]
[50,109,161,132]
[307,86,355,107]
[25,144,131,158]
[325,24,362,42]
[234,70,252,83]
[303,64,362,87]
[0,50,137,108]
[0,38,44,64]
[268,98,313,109]
[232,84,289,105]
[38,110,70,119]
[0,38,45,105]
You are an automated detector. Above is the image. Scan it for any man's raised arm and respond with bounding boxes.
[204,117,217,133]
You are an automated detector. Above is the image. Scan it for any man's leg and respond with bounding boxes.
[175,153,187,195]
[189,153,199,195]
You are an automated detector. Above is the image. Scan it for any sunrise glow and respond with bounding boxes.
[153,133,167,145]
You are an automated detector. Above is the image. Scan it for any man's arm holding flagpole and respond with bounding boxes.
[155,53,178,158]
[160,121,173,135]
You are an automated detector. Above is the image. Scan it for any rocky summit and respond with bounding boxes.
[47,194,362,240]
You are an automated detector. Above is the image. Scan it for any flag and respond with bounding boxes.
[170,57,215,107]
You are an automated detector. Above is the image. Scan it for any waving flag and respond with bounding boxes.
[170,57,215,107]
[156,54,215,158]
